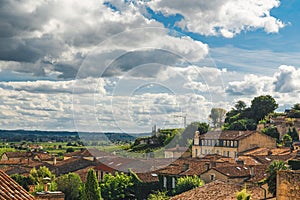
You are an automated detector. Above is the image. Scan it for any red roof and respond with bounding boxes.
[0,170,35,200]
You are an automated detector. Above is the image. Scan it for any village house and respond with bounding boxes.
[1,152,32,162]
[192,130,276,158]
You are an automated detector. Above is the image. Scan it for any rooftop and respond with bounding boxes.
[199,131,256,141]
[0,170,35,200]
[170,180,266,200]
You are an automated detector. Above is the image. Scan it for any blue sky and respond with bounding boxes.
[0,0,299,132]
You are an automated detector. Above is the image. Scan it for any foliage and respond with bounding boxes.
[224,96,278,131]
[282,134,292,147]
[82,169,101,200]
[224,119,256,131]
[173,175,204,195]
[0,148,16,157]
[189,122,209,134]
[11,174,35,191]
[261,126,280,142]
[209,108,226,128]
[234,100,247,111]
[236,188,251,200]
[288,103,300,118]
[56,173,82,200]
[66,147,75,153]
[287,127,299,141]
[30,166,57,192]
[100,172,134,200]
[147,191,170,200]
[250,95,278,122]
[266,160,289,196]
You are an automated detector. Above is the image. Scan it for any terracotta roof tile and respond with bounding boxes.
[199,131,256,140]
[170,180,265,200]
[0,170,35,200]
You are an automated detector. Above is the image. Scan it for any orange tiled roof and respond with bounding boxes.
[0,170,35,200]
[170,180,265,200]
[199,130,256,140]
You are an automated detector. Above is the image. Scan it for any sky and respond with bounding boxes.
[0,0,300,133]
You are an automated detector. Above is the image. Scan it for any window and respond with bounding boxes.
[163,177,167,188]
[234,141,238,147]
[231,141,234,147]
[100,171,104,181]
[210,174,215,181]
[234,152,237,158]
[172,177,176,189]
[227,151,230,157]
[208,140,211,146]
[195,149,198,157]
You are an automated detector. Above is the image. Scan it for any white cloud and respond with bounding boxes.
[145,0,285,37]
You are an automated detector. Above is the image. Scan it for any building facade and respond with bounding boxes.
[192,130,276,158]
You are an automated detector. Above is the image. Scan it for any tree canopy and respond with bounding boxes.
[189,122,209,134]
[266,160,289,196]
[56,173,82,200]
[173,175,204,195]
[223,95,278,131]
[209,108,226,128]
[250,95,278,122]
[82,169,102,200]
[100,172,134,200]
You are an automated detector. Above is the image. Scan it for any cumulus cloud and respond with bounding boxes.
[273,65,300,93]
[225,65,300,108]
[144,0,285,38]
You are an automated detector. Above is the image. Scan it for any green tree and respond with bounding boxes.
[282,134,292,147]
[288,127,299,141]
[83,169,101,200]
[209,108,226,128]
[173,175,204,195]
[57,173,82,200]
[266,160,289,196]
[189,122,209,134]
[250,95,278,122]
[236,188,251,200]
[234,100,247,111]
[11,174,35,191]
[100,172,134,200]
[30,166,57,192]
[147,191,170,200]
[261,126,280,142]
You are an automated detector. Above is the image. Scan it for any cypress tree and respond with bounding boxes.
[83,169,101,200]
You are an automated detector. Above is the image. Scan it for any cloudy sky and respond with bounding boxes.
[0,0,300,133]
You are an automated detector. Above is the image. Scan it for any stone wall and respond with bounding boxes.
[277,170,300,200]
[238,132,276,153]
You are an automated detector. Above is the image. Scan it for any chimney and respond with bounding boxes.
[205,163,210,171]
[210,161,216,168]
[42,177,51,192]
[183,163,189,171]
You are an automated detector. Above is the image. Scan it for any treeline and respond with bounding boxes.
[0,130,139,144]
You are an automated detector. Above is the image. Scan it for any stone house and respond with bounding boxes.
[1,152,32,162]
[192,130,276,158]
